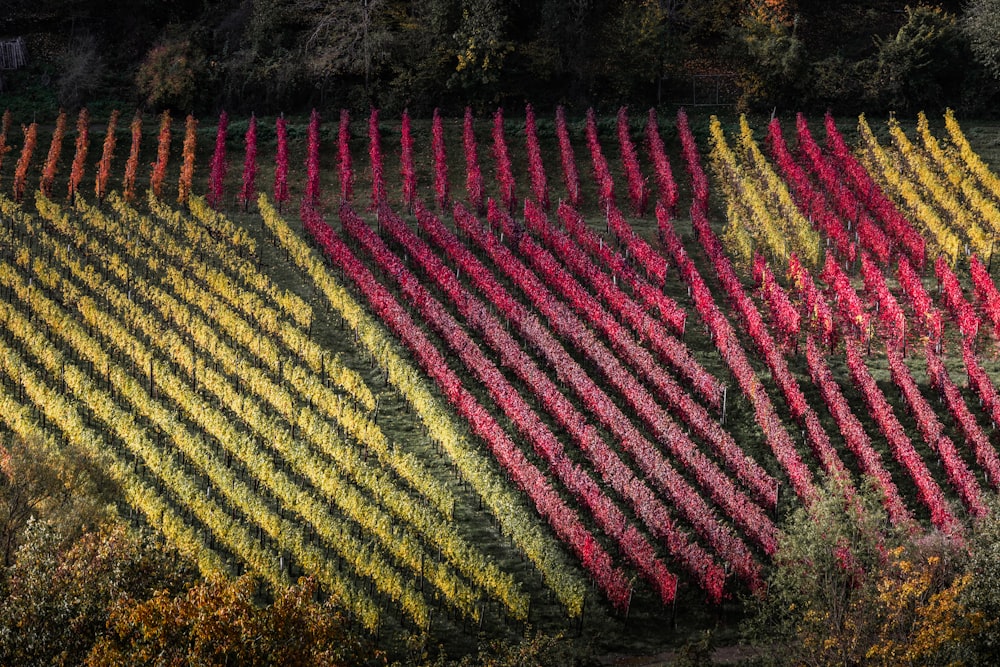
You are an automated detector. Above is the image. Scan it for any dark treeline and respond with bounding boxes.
[1,0,999,118]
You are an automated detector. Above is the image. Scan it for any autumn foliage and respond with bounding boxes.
[150,110,171,198]
[273,114,289,210]
[67,107,89,201]
[207,110,228,209]
[122,113,142,202]
[237,113,258,211]
[12,122,37,202]
[87,575,371,667]
[399,109,415,210]
[39,109,66,198]
[0,110,11,182]
[94,110,119,203]
[177,114,198,204]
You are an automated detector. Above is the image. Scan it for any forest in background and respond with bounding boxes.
[3,0,1000,118]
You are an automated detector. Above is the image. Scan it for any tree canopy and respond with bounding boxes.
[2,0,998,115]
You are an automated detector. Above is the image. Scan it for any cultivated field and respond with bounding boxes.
[2,105,1000,656]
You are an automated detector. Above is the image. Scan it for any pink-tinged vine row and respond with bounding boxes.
[786,253,836,348]
[463,107,484,214]
[434,204,763,536]
[896,256,944,344]
[804,335,912,525]
[752,254,800,351]
[584,108,614,211]
[767,116,857,264]
[368,108,386,208]
[860,252,905,350]
[970,254,1000,337]
[527,203,715,415]
[676,109,709,212]
[661,205,812,505]
[525,203,766,504]
[558,204,722,407]
[824,112,926,268]
[559,203,693,346]
[843,339,958,534]
[555,106,581,207]
[300,203,633,610]
[207,110,228,209]
[792,114,893,265]
[400,110,416,210]
[673,111,815,504]
[341,203,642,608]
[237,113,257,211]
[617,107,647,216]
[820,252,871,342]
[273,115,290,210]
[962,342,1000,436]
[428,206,773,540]
[606,202,672,288]
[478,202,774,577]
[645,108,678,216]
[492,108,516,212]
[935,255,980,340]
[387,202,683,603]
[525,104,550,210]
[432,109,449,210]
[689,202,849,487]
[885,343,986,518]
[338,109,353,204]
[925,344,1000,490]
[304,109,321,209]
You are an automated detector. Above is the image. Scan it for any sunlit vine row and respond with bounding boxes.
[468,203,768,588]
[0,254,383,628]
[258,194,589,617]
[40,195,455,523]
[3,243,435,629]
[886,117,991,259]
[856,115,961,263]
[95,195,371,411]
[735,116,821,265]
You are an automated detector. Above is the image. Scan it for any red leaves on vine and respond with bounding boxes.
[273,115,289,211]
[237,113,257,211]
[95,109,119,203]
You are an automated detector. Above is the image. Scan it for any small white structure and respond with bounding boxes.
[0,38,27,71]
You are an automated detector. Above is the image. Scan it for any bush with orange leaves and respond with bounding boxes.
[86,575,376,666]
[744,475,999,666]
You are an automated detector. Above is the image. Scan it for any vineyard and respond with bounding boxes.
[3,104,1000,655]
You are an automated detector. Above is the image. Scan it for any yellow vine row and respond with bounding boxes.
[856,114,961,265]
[52,194,450,520]
[0,251,400,631]
[25,199,525,620]
[258,193,588,617]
